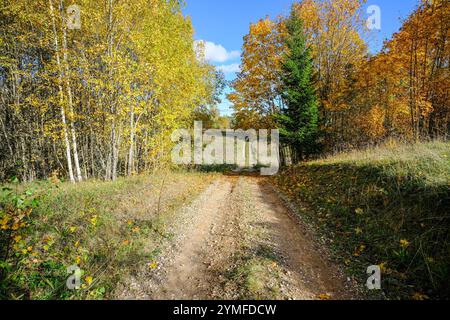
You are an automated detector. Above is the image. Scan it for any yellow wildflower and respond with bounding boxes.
[90,216,98,227]
[318,293,331,300]
[132,227,140,233]
[400,239,410,249]
[85,276,93,286]
[354,244,366,257]
[1,217,10,230]
[379,262,388,273]
[412,292,429,301]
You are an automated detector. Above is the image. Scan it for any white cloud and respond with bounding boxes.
[194,40,240,63]
[218,99,233,116]
[217,63,241,74]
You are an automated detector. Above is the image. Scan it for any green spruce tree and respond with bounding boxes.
[278,9,319,161]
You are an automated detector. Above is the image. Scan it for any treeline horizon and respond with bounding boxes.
[1,0,449,183]
[0,0,221,183]
[229,0,449,157]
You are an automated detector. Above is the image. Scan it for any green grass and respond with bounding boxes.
[0,172,216,300]
[317,140,449,187]
[224,178,283,300]
[273,140,450,300]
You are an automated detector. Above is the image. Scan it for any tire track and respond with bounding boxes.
[118,175,358,300]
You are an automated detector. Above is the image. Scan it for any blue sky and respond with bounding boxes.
[184,0,420,115]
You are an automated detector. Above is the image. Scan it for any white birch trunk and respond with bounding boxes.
[59,0,82,182]
[49,0,75,183]
[128,106,135,176]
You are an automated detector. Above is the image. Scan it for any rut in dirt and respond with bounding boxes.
[123,176,357,300]
[243,179,354,299]
[149,177,238,299]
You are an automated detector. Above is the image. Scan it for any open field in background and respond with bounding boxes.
[273,141,450,299]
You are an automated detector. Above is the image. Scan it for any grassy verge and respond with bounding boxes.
[225,178,284,300]
[0,172,216,300]
[273,141,450,300]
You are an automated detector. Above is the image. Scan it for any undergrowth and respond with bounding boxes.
[273,141,450,300]
[0,172,215,300]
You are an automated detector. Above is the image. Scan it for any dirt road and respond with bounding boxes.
[119,176,357,300]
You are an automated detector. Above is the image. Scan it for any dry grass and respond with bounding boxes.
[274,140,450,300]
[0,171,216,300]
[315,140,450,186]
